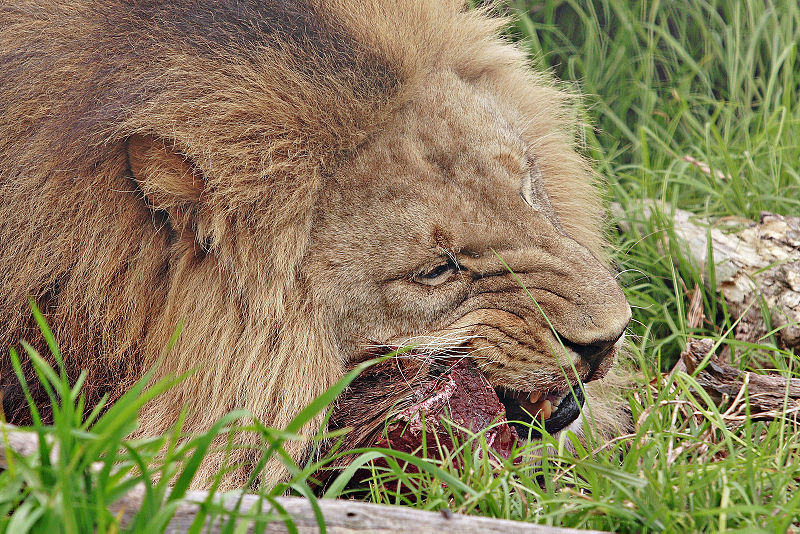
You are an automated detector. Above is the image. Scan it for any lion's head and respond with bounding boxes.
[0,0,629,488]
[307,68,630,439]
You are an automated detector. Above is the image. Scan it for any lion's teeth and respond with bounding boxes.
[512,391,555,420]
[540,400,553,420]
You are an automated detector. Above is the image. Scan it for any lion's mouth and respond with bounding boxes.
[496,386,585,438]
[360,341,591,439]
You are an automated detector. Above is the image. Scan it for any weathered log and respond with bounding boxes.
[680,338,800,418]
[113,488,607,534]
[614,202,800,352]
[0,423,604,534]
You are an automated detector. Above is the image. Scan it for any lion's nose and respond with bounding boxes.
[559,302,630,372]
[554,294,632,370]
[563,335,623,368]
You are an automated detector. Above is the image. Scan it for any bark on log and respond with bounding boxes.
[113,488,607,534]
[679,338,800,418]
[0,423,605,534]
[614,202,800,352]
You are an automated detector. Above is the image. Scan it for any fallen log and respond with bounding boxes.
[113,488,607,534]
[679,338,800,419]
[613,202,800,352]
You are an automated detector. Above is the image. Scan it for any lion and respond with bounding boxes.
[0,0,631,488]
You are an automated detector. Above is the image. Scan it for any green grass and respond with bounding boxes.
[3,0,800,532]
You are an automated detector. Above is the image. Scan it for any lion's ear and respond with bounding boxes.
[127,134,204,229]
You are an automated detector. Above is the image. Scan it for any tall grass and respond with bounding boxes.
[0,304,286,533]
[506,0,800,367]
[0,307,494,532]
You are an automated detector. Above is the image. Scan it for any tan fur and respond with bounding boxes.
[0,0,630,488]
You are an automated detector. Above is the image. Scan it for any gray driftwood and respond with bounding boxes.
[112,487,607,534]
[614,202,800,352]
[0,423,604,534]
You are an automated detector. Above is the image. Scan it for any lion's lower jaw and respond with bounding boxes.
[559,373,633,448]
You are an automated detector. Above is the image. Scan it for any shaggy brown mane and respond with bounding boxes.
[1,0,620,488]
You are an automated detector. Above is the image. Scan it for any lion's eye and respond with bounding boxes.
[412,260,460,286]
